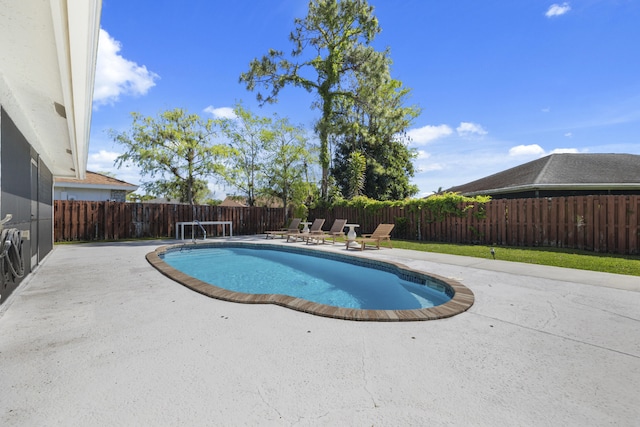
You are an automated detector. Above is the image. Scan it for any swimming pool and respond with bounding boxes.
[147,242,474,321]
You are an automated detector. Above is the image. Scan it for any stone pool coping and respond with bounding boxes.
[146,241,475,322]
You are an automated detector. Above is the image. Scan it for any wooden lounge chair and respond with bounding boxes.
[306,218,347,245]
[346,223,394,251]
[287,218,325,242]
[265,218,301,239]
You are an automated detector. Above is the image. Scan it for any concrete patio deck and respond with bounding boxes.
[1,237,638,426]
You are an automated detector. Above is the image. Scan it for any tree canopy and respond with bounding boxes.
[110,108,230,206]
[261,116,317,219]
[216,105,316,214]
[240,0,383,200]
[216,104,273,207]
[330,53,420,200]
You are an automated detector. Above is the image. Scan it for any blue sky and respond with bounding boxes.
[90,0,640,198]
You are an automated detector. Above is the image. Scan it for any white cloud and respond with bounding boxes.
[416,150,430,160]
[207,182,229,200]
[508,144,582,157]
[204,106,237,119]
[545,2,571,17]
[414,151,435,174]
[542,107,551,113]
[550,147,579,154]
[456,122,488,137]
[407,124,453,145]
[88,149,120,166]
[87,150,142,185]
[564,132,573,137]
[415,161,444,174]
[509,144,545,156]
[422,163,444,172]
[93,29,159,107]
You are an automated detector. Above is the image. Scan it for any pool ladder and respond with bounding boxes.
[192,220,207,242]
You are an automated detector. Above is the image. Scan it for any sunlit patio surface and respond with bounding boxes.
[0,236,638,425]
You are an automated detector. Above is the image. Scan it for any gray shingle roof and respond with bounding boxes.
[447,153,640,196]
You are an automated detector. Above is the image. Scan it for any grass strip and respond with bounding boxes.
[387,240,640,277]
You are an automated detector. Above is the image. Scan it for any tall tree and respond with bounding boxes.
[262,117,316,219]
[331,48,420,200]
[344,151,366,198]
[240,0,382,200]
[216,104,273,207]
[111,108,229,207]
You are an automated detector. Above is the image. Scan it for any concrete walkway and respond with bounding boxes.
[1,238,638,426]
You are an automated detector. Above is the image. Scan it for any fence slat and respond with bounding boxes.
[629,196,638,254]
[585,196,594,251]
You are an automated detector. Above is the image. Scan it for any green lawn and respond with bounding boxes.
[385,240,640,277]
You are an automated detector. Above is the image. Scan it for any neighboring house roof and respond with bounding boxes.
[447,153,640,197]
[220,196,284,208]
[0,0,102,179]
[55,171,138,192]
[141,197,185,204]
[219,198,247,207]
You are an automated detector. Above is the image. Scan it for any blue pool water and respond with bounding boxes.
[162,247,451,310]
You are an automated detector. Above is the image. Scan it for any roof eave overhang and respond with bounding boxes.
[55,182,139,191]
[51,0,103,179]
[0,0,102,179]
[461,183,640,197]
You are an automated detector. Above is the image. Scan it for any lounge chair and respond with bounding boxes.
[346,223,394,251]
[306,218,347,245]
[287,218,325,242]
[265,218,301,239]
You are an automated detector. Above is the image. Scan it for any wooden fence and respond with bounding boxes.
[310,195,640,255]
[54,201,286,241]
[55,196,640,254]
